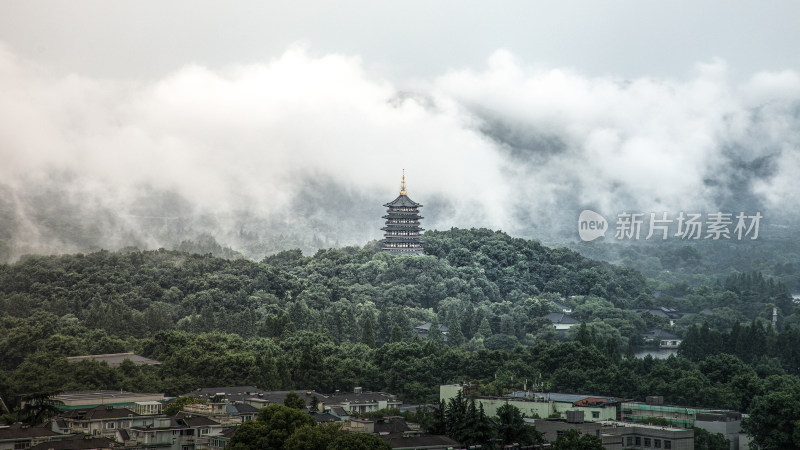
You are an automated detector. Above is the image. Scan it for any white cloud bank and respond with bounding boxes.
[1,43,799,258]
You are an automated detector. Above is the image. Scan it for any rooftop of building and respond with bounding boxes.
[29,434,120,449]
[179,387,330,409]
[380,432,460,449]
[129,414,220,431]
[53,391,166,408]
[66,353,160,367]
[0,423,62,440]
[326,390,400,404]
[60,405,140,420]
[413,322,449,332]
[542,312,580,324]
[507,391,621,405]
[621,400,741,416]
[641,329,680,340]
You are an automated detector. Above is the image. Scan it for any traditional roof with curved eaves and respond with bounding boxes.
[383,194,422,208]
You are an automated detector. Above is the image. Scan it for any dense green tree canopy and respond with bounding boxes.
[0,228,798,447]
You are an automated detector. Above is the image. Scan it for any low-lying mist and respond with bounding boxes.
[2,43,799,262]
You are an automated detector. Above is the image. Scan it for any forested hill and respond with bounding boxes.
[3,227,800,446]
[0,228,647,343]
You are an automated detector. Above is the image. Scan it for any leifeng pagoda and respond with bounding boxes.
[381,170,424,255]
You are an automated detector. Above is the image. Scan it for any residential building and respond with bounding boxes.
[543,312,580,331]
[553,300,573,314]
[208,428,236,450]
[179,387,324,411]
[641,329,682,349]
[380,433,461,450]
[124,412,223,450]
[633,308,686,327]
[182,402,260,426]
[28,434,121,450]
[0,424,66,450]
[344,416,460,450]
[440,385,620,422]
[326,388,402,415]
[528,415,695,450]
[693,412,742,450]
[60,405,141,441]
[413,322,448,340]
[52,391,166,411]
[621,398,741,430]
[132,402,163,416]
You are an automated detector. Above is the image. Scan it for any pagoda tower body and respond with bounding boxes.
[381,171,424,255]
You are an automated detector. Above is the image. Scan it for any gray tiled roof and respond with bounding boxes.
[0,423,61,440]
[642,329,679,340]
[60,405,140,420]
[29,435,118,450]
[384,195,422,208]
[543,312,580,324]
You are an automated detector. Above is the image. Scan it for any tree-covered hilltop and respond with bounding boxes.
[0,228,651,347]
[1,228,799,446]
[570,234,800,293]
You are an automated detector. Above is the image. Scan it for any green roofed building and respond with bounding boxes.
[52,391,167,411]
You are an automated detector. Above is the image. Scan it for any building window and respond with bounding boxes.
[592,411,600,419]
[14,443,30,450]
[627,437,634,446]
[556,430,564,438]
[654,439,661,448]
[635,437,641,446]
[106,422,116,429]
[664,441,671,449]
[644,437,651,447]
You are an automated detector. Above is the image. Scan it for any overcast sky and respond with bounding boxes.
[1,1,800,257]
[2,1,800,81]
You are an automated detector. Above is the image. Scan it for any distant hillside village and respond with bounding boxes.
[0,353,750,450]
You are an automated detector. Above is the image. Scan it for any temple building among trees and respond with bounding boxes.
[381,170,424,255]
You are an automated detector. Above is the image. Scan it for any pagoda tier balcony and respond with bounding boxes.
[382,249,423,253]
[381,227,425,232]
[382,218,423,223]
[380,238,425,244]
[381,243,423,249]
[382,213,423,219]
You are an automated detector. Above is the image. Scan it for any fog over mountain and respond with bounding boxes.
[1,42,799,261]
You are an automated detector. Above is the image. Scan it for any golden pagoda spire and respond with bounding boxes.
[400,169,407,195]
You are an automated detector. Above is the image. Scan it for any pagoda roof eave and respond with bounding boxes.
[383,194,423,208]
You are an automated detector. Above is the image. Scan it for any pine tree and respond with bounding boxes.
[428,316,444,347]
[390,324,404,343]
[576,322,593,346]
[476,316,493,339]
[446,310,465,347]
[361,313,376,348]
